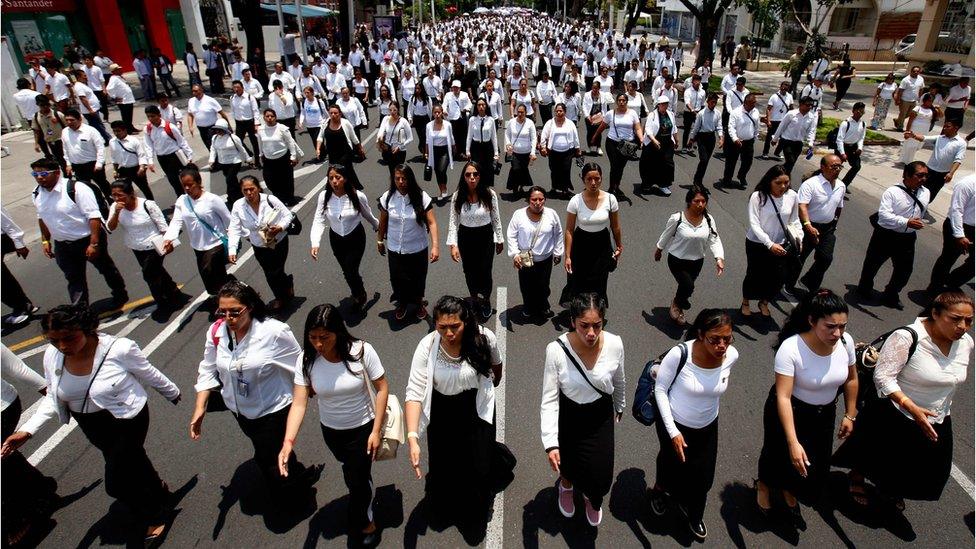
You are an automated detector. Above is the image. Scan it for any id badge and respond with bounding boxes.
[236,376,249,398]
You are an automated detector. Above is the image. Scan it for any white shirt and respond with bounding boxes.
[257,123,299,160]
[727,106,761,141]
[33,178,101,241]
[773,109,817,147]
[747,190,800,248]
[299,98,327,128]
[14,89,42,120]
[536,80,557,104]
[295,341,385,430]
[109,198,167,250]
[949,175,975,236]
[923,135,967,173]
[445,91,473,120]
[507,206,564,261]
[164,192,231,251]
[1,344,45,412]
[798,175,846,223]
[188,95,224,128]
[227,194,293,250]
[605,110,639,142]
[946,84,971,109]
[446,190,504,246]
[230,92,260,121]
[310,190,379,244]
[540,333,626,449]
[656,211,724,260]
[767,91,793,122]
[505,118,537,154]
[242,77,264,100]
[106,75,135,104]
[46,72,72,101]
[876,82,898,101]
[899,74,925,102]
[335,97,367,128]
[185,52,199,72]
[144,121,194,160]
[379,190,433,254]
[874,318,973,424]
[159,104,184,127]
[799,84,824,111]
[689,107,721,138]
[877,184,930,232]
[110,135,150,168]
[539,118,580,152]
[836,117,866,154]
[61,124,105,167]
[654,343,738,438]
[269,90,297,119]
[775,333,855,406]
[568,192,618,232]
[684,86,707,113]
[208,133,252,165]
[268,71,296,93]
[379,116,414,149]
[195,318,301,420]
[1,207,25,249]
[73,82,100,113]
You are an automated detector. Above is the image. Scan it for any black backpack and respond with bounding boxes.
[33,179,109,219]
[854,326,919,408]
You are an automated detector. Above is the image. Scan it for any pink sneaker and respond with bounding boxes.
[557,482,575,518]
[583,496,602,527]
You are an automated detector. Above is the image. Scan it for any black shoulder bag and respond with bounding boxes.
[556,338,612,400]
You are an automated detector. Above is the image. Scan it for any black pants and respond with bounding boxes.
[71,161,112,202]
[654,416,719,525]
[235,119,261,165]
[640,137,675,190]
[234,405,306,491]
[722,138,755,185]
[133,248,178,303]
[667,254,704,309]
[506,152,534,192]
[925,170,949,203]
[194,245,231,296]
[548,148,575,193]
[2,397,59,533]
[450,117,468,154]
[858,226,916,297]
[83,112,111,143]
[116,165,154,200]
[72,406,169,522]
[254,239,293,301]
[198,125,215,151]
[330,225,367,299]
[790,221,836,292]
[413,115,430,153]
[762,121,781,155]
[742,238,790,301]
[606,138,633,190]
[156,153,186,199]
[681,111,696,149]
[839,148,862,186]
[539,103,553,125]
[321,422,374,530]
[279,117,297,140]
[213,162,243,206]
[2,235,31,312]
[207,68,225,93]
[692,132,716,185]
[40,139,68,172]
[119,103,137,133]
[585,119,601,150]
[432,145,450,187]
[388,248,428,305]
[262,154,296,205]
[929,220,975,291]
[382,147,407,178]
[94,90,110,120]
[457,224,495,300]
[54,234,127,306]
[781,139,803,176]
[158,73,180,96]
[470,140,495,187]
[721,110,730,145]
[518,255,554,315]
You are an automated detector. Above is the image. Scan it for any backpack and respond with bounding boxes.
[33,178,109,220]
[854,326,919,408]
[632,342,689,426]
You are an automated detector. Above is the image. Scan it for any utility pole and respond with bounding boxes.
[295,0,308,65]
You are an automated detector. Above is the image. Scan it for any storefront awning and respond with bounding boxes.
[260,3,338,18]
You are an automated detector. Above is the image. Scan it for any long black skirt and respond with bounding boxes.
[458,224,495,300]
[558,392,614,508]
[561,227,613,307]
[639,138,675,190]
[426,388,495,524]
[388,248,428,305]
[833,397,953,501]
[757,386,836,498]
[548,149,575,193]
[506,152,534,191]
[742,238,789,301]
[654,415,719,524]
[470,140,495,187]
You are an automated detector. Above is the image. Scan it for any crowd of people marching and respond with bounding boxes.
[1,10,974,547]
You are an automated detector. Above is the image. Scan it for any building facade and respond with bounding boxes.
[907,0,974,66]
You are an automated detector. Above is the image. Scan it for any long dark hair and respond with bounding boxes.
[433,295,492,376]
[301,304,363,385]
[217,280,268,321]
[754,164,790,206]
[775,288,848,350]
[685,309,732,342]
[42,304,99,335]
[569,292,607,324]
[387,164,428,227]
[453,161,493,215]
[324,164,363,216]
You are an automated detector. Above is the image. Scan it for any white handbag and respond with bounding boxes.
[360,364,404,461]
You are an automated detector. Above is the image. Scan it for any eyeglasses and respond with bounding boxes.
[215,308,248,318]
[705,335,734,345]
[464,171,480,177]
[826,164,843,169]
[30,170,53,177]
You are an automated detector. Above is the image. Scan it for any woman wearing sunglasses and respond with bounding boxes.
[647,309,738,541]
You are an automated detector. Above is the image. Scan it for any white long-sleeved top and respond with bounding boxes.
[230,92,260,121]
[836,117,866,154]
[298,74,326,98]
[555,92,582,122]
[775,333,855,406]
[799,84,824,111]
[407,97,433,121]
[106,74,135,104]
[688,107,722,139]
[164,192,232,251]
[267,71,296,93]
[425,120,455,169]
[195,318,300,420]
[727,106,761,141]
[228,194,294,250]
[21,335,180,435]
[33,177,101,241]
[446,190,504,246]
[109,198,168,251]
[643,109,677,145]
[505,117,537,154]
[876,184,930,233]
[298,98,327,128]
[874,317,973,424]
[465,115,498,155]
[144,120,194,161]
[539,118,581,151]
[379,190,433,254]
[61,124,105,168]
[335,96,367,128]
[242,77,264,100]
[109,135,151,168]
[656,211,725,261]
[540,333,626,450]
[480,90,505,120]
[257,123,299,160]
[923,135,967,173]
[310,189,379,246]
[772,109,817,148]
[378,116,414,149]
[948,175,975,236]
[582,91,611,120]
[506,206,564,261]
[1,207,25,248]
[268,90,297,119]
[746,190,801,248]
[684,85,707,113]
[1,343,45,411]
[444,91,473,120]
[654,342,738,439]
[798,175,846,223]
[208,133,252,165]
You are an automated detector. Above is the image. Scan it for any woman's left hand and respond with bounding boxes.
[837,416,854,439]
[429,245,440,263]
[715,259,725,276]
[366,431,382,460]
[450,245,461,263]
[613,246,622,261]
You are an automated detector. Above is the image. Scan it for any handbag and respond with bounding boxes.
[769,198,801,257]
[286,216,302,236]
[506,120,529,163]
[517,211,547,268]
[423,164,433,182]
[357,360,405,461]
[611,113,640,160]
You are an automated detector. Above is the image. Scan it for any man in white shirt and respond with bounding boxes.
[808,56,830,82]
[109,120,154,200]
[905,118,967,201]
[927,174,975,294]
[894,65,925,131]
[202,44,226,93]
[723,93,760,189]
[835,102,867,189]
[944,76,970,126]
[71,69,111,143]
[772,97,818,176]
[761,80,793,159]
[798,77,824,123]
[106,63,138,133]
[267,62,297,94]
[82,56,109,121]
[2,207,39,324]
[187,84,231,151]
[61,108,111,202]
[536,72,557,124]
[681,74,706,153]
[144,105,195,198]
[856,161,931,309]
[31,157,127,306]
[623,59,644,91]
[13,79,41,130]
[241,68,264,102]
[133,50,157,100]
[45,69,74,111]
[787,154,846,296]
[230,80,262,168]
[184,43,203,88]
[688,92,722,186]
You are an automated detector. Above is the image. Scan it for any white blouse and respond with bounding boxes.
[227,194,294,250]
[568,192,618,233]
[257,123,300,160]
[505,118,537,154]
[379,190,433,254]
[540,119,580,152]
[506,206,564,261]
[294,341,385,430]
[656,211,725,261]
[654,342,738,439]
[445,190,504,246]
[378,116,414,149]
[774,333,856,406]
[310,189,379,245]
[540,333,626,450]
[512,90,535,115]
[209,133,252,165]
[877,82,898,101]
[746,190,801,248]
[109,198,168,251]
[164,192,232,251]
[465,115,498,155]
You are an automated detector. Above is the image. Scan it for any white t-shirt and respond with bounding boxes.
[654,343,738,438]
[606,110,639,141]
[797,175,845,224]
[568,192,619,232]
[294,341,385,430]
[774,333,855,406]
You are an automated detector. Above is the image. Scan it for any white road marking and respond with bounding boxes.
[486,286,507,549]
[951,463,976,501]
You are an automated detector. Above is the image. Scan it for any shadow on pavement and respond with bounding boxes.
[718,481,799,548]
[641,308,687,340]
[211,460,317,539]
[302,484,403,548]
[521,483,599,548]
[823,471,917,542]
[608,467,694,548]
[402,496,490,547]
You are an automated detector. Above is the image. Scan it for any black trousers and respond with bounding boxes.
[39,139,68,172]
[413,115,430,153]
[118,103,137,133]
[721,110,731,144]
[388,248,428,305]
[585,119,601,150]
[539,103,553,125]
[254,239,293,301]
[790,221,836,292]
[742,238,789,301]
[450,117,468,154]
[432,145,450,187]
[2,397,59,532]
[157,153,186,199]
[71,161,112,203]
[382,147,407,178]
[654,416,719,525]
[470,140,495,187]
[929,220,975,291]
[925,170,949,203]
[548,148,575,192]
[681,111,696,149]
[780,139,804,177]
[279,117,297,140]
[133,248,178,303]
[838,148,862,186]
[858,226,916,296]
[194,245,231,296]
[213,162,243,206]
[262,154,296,205]
[321,422,374,530]
[198,125,215,151]
[116,165,154,200]
[722,138,755,185]
[457,224,495,300]
[762,121,781,155]
[83,112,111,143]
[2,235,31,312]
[692,132,716,186]
[54,233,126,306]
[506,152,534,192]
[94,90,110,120]
[206,68,225,93]
[606,139,633,190]
[234,405,306,491]
[330,225,367,298]
[235,119,261,165]
[517,254,554,315]
[72,406,169,522]
[667,253,704,309]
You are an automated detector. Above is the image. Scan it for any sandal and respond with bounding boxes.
[669,303,681,323]
[758,300,771,317]
[394,306,407,321]
[849,474,869,507]
[144,522,168,547]
[740,302,752,317]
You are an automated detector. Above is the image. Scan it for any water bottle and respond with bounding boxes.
[805,147,814,160]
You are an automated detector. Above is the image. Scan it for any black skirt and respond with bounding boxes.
[548,149,575,192]
[470,140,496,187]
[506,152,534,191]
[457,223,496,299]
[742,238,789,301]
[558,392,614,508]
[388,248,428,304]
[561,227,613,307]
[832,397,953,501]
[756,386,836,498]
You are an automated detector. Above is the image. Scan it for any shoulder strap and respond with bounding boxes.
[557,338,611,399]
[896,184,927,214]
[210,318,225,346]
[81,337,120,414]
[184,195,223,238]
[667,343,689,394]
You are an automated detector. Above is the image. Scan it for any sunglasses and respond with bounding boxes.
[464,171,480,177]
[30,170,54,177]
[215,308,248,318]
[705,335,734,345]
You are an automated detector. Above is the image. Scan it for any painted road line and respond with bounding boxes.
[951,463,976,501]
[486,286,507,549]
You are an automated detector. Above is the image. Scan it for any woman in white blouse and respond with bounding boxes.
[268,80,297,138]
[742,165,800,317]
[540,103,583,197]
[207,118,252,207]
[561,163,623,307]
[258,108,301,206]
[298,87,328,163]
[654,185,725,325]
[900,93,934,165]
[191,282,316,500]
[555,81,582,124]
[833,291,974,512]
[648,310,737,541]
[335,87,368,139]
[510,78,536,123]
[377,103,413,177]
[310,165,380,312]
[405,296,504,529]
[4,304,180,543]
[755,289,857,527]
[591,93,643,195]
[351,68,371,122]
[424,105,455,199]
[399,67,417,116]
[582,81,611,155]
[280,304,390,545]
[465,99,499,188]
[162,167,234,305]
[378,165,440,320]
[870,73,897,130]
[639,95,678,195]
[447,162,505,320]
[540,293,624,527]
[508,186,564,319]
[504,104,538,196]
[106,180,181,309]
[227,175,295,311]
[376,85,395,128]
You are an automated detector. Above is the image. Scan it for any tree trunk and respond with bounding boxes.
[236,0,265,65]
[623,0,648,37]
[569,0,586,19]
[696,17,719,67]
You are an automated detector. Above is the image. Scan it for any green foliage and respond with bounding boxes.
[817,117,895,143]
[741,0,779,42]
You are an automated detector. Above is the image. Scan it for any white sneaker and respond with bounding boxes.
[597,147,604,156]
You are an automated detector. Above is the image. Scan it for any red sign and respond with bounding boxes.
[1,0,75,13]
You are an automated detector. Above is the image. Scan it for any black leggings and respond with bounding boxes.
[329,224,367,298]
[667,253,704,309]
[321,422,374,530]
[605,139,632,190]
[234,405,306,492]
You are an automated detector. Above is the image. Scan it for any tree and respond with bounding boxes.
[623,0,650,37]
[233,0,266,67]
[769,0,851,90]
[676,0,738,67]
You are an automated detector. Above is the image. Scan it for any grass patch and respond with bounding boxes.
[817,117,898,144]
[861,76,890,84]
[706,74,759,94]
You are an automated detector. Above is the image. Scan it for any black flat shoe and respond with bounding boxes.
[753,479,771,516]
[786,503,806,530]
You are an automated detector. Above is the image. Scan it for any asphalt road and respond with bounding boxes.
[3,101,974,548]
